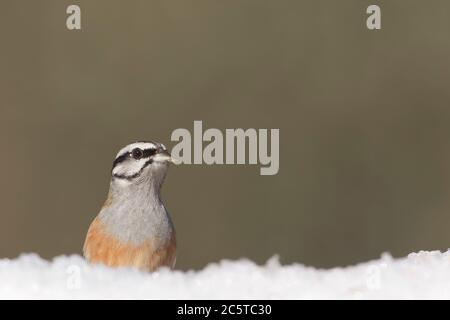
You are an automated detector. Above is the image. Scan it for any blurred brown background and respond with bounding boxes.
[1,0,450,270]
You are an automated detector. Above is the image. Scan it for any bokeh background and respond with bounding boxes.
[1,0,450,270]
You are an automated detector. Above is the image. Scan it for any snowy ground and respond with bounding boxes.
[0,250,449,299]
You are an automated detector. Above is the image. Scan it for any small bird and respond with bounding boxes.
[83,141,176,272]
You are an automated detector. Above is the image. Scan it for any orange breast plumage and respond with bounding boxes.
[83,217,176,272]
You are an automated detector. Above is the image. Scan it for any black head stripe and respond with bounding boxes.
[111,146,157,173]
[142,148,157,158]
[112,151,130,169]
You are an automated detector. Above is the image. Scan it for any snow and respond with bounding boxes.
[0,250,449,299]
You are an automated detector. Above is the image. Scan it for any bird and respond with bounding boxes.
[83,141,176,272]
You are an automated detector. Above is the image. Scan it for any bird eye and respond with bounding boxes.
[131,148,144,160]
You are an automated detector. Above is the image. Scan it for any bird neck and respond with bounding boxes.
[98,174,174,246]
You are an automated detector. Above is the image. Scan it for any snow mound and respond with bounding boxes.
[0,251,449,299]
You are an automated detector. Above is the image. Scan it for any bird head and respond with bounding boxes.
[111,141,174,186]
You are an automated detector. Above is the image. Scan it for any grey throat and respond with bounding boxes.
[98,163,174,247]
